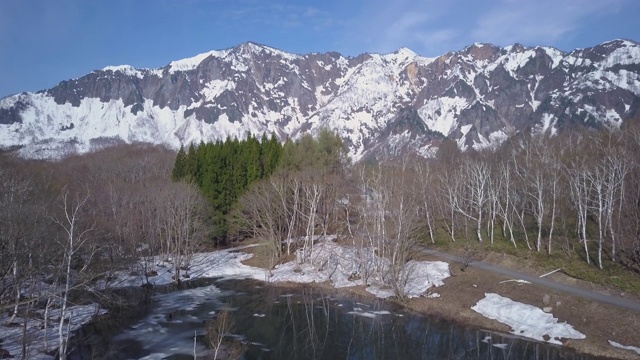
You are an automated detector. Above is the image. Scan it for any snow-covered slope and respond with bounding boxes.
[1,40,639,160]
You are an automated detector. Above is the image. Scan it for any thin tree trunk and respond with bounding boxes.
[548,181,557,255]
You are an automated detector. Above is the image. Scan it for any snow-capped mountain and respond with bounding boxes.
[1,39,639,160]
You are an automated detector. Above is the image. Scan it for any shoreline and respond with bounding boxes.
[54,268,639,360]
[3,242,639,359]
[237,239,640,359]
[262,264,639,360]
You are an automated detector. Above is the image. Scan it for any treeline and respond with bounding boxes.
[229,129,348,263]
[422,124,640,271]
[172,133,283,240]
[227,123,640,277]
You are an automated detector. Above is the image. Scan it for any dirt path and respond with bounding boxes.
[411,246,640,359]
[419,247,640,313]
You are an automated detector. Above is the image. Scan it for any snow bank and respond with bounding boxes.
[268,239,450,299]
[102,238,449,299]
[471,293,585,345]
[100,244,269,288]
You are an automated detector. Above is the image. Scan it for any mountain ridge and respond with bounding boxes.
[1,39,639,160]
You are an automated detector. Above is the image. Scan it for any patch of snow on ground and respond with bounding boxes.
[104,239,449,301]
[499,279,531,285]
[2,239,450,358]
[471,293,585,345]
[269,239,450,299]
[608,340,640,355]
[0,303,107,360]
[101,244,268,288]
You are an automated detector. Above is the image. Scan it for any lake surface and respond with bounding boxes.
[107,278,592,360]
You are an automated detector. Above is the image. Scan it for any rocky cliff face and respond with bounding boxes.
[1,40,639,160]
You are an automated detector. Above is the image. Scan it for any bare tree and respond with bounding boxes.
[513,136,552,252]
[0,168,35,325]
[584,136,632,268]
[206,307,244,359]
[486,161,501,244]
[230,178,288,268]
[156,181,210,285]
[454,158,490,242]
[356,160,420,300]
[438,166,461,242]
[271,172,301,256]
[416,160,438,244]
[567,154,593,264]
[49,187,97,359]
[496,161,518,248]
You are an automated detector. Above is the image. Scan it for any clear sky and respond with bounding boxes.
[1,0,639,98]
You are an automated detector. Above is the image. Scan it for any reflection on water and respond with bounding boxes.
[108,279,591,360]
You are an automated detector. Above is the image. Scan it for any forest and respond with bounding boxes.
[1,123,640,357]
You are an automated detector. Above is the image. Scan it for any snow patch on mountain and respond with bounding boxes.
[203,80,237,101]
[418,97,467,136]
[101,65,163,78]
[169,49,231,73]
[541,47,565,69]
[540,113,557,135]
[1,94,263,158]
[601,41,640,68]
[503,49,537,75]
[602,70,640,95]
[102,65,144,78]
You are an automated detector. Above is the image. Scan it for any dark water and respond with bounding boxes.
[106,279,592,360]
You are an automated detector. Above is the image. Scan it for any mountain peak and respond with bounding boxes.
[168,48,232,73]
[1,39,639,160]
[504,43,527,53]
[461,42,500,61]
[395,47,417,57]
[100,65,162,78]
[234,41,302,61]
[600,38,639,48]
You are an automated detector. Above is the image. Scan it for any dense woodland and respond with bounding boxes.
[2,123,640,358]
[172,133,283,240]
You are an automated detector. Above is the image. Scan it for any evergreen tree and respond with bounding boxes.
[262,133,282,175]
[172,144,187,181]
[246,134,262,183]
[184,143,198,182]
[170,133,285,244]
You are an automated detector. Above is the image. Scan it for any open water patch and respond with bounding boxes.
[102,278,593,360]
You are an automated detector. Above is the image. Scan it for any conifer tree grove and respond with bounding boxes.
[173,134,284,243]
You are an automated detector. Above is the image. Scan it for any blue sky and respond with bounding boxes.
[1,0,639,98]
